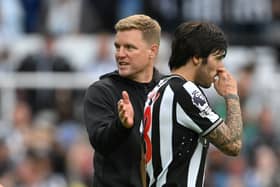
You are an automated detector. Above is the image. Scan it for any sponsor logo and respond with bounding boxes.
[199,106,212,117]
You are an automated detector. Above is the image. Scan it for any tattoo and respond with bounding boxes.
[225,94,239,101]
[206,97,243,156]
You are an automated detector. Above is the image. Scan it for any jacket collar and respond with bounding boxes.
[99,68,163,85]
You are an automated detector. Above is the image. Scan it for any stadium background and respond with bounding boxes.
[0,0,280,186]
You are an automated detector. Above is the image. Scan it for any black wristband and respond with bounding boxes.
[225,94,239,101]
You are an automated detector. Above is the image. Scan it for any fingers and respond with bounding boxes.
[118,91,130,111]
[118,90,134,128]
[122,91,130,104]
[118,91,131,117]
[216,68,235,85]
[118,99,126,118]
[216,67,229,78]
[118,99,129,124]
[217,67,226,73]
[214,67,238,96]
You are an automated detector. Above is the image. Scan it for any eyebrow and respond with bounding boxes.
[213,50,226,58]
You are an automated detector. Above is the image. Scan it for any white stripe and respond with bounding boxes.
[183,81,221,128]
[183,81,202,96]
[157,85,174,187]
[147,159,155,186]
[188,141,203,187]
[183,82,210,114]
[202,108,220,123]
[146,78,174,186]
[176,103,203,133]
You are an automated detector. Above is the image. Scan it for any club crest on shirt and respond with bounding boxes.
[191,90,207,110]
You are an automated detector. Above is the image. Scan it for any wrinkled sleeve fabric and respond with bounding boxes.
[83,82,132,156]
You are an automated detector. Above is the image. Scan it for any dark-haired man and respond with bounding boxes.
[142,22,243,187]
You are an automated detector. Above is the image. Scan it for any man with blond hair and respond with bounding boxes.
[84,14,162,187]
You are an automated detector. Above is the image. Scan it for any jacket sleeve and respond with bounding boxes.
[83,83,132,156]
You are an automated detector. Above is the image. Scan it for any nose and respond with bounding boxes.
[116,47,126,58]
[218,61,224,68]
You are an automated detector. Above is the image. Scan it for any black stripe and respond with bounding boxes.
[148,77,213,186]
[151,89,164,183]
[196,146,208,187]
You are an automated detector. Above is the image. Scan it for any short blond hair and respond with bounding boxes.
[114,14,161,45]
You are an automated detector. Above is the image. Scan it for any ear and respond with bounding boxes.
[192,56,201,66]
[148,44,159,59]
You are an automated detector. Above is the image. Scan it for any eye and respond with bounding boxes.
[216,55,224,61]
[125,44,136,51]
[216,56,222,60]
[114,43,120,51]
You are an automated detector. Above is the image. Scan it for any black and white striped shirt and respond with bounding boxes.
[142,75,223,187]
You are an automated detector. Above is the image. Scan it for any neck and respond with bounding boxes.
[171,64,195,82]
[131,67,154,83]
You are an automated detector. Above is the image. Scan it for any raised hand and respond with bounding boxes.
[118,91,134,128]
[214,67,238,97]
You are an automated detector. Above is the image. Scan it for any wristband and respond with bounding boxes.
[225,94,239,101]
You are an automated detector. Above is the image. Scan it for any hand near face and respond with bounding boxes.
[214,67,238,97]
[118,91,134,128]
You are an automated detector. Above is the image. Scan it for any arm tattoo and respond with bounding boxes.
[207,94,243,156]
[224,94,239,101]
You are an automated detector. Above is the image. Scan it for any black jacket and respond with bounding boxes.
[84,69,162,187]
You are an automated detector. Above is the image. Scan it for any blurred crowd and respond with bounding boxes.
[205,46,280,187]
[1,0,280,187]
[0,0,280,39]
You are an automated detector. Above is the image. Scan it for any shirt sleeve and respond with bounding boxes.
[83,82,132,155]
[175,81,223,136]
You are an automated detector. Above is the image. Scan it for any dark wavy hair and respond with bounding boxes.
[168,22,228,70]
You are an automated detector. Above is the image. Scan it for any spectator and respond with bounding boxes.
[20,0,45,33]
[83,32,115,78]
[45,0,82,36]
[16,33,74,114]
[0,0,24,42]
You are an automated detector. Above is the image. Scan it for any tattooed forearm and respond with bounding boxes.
[207,94,243,156]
